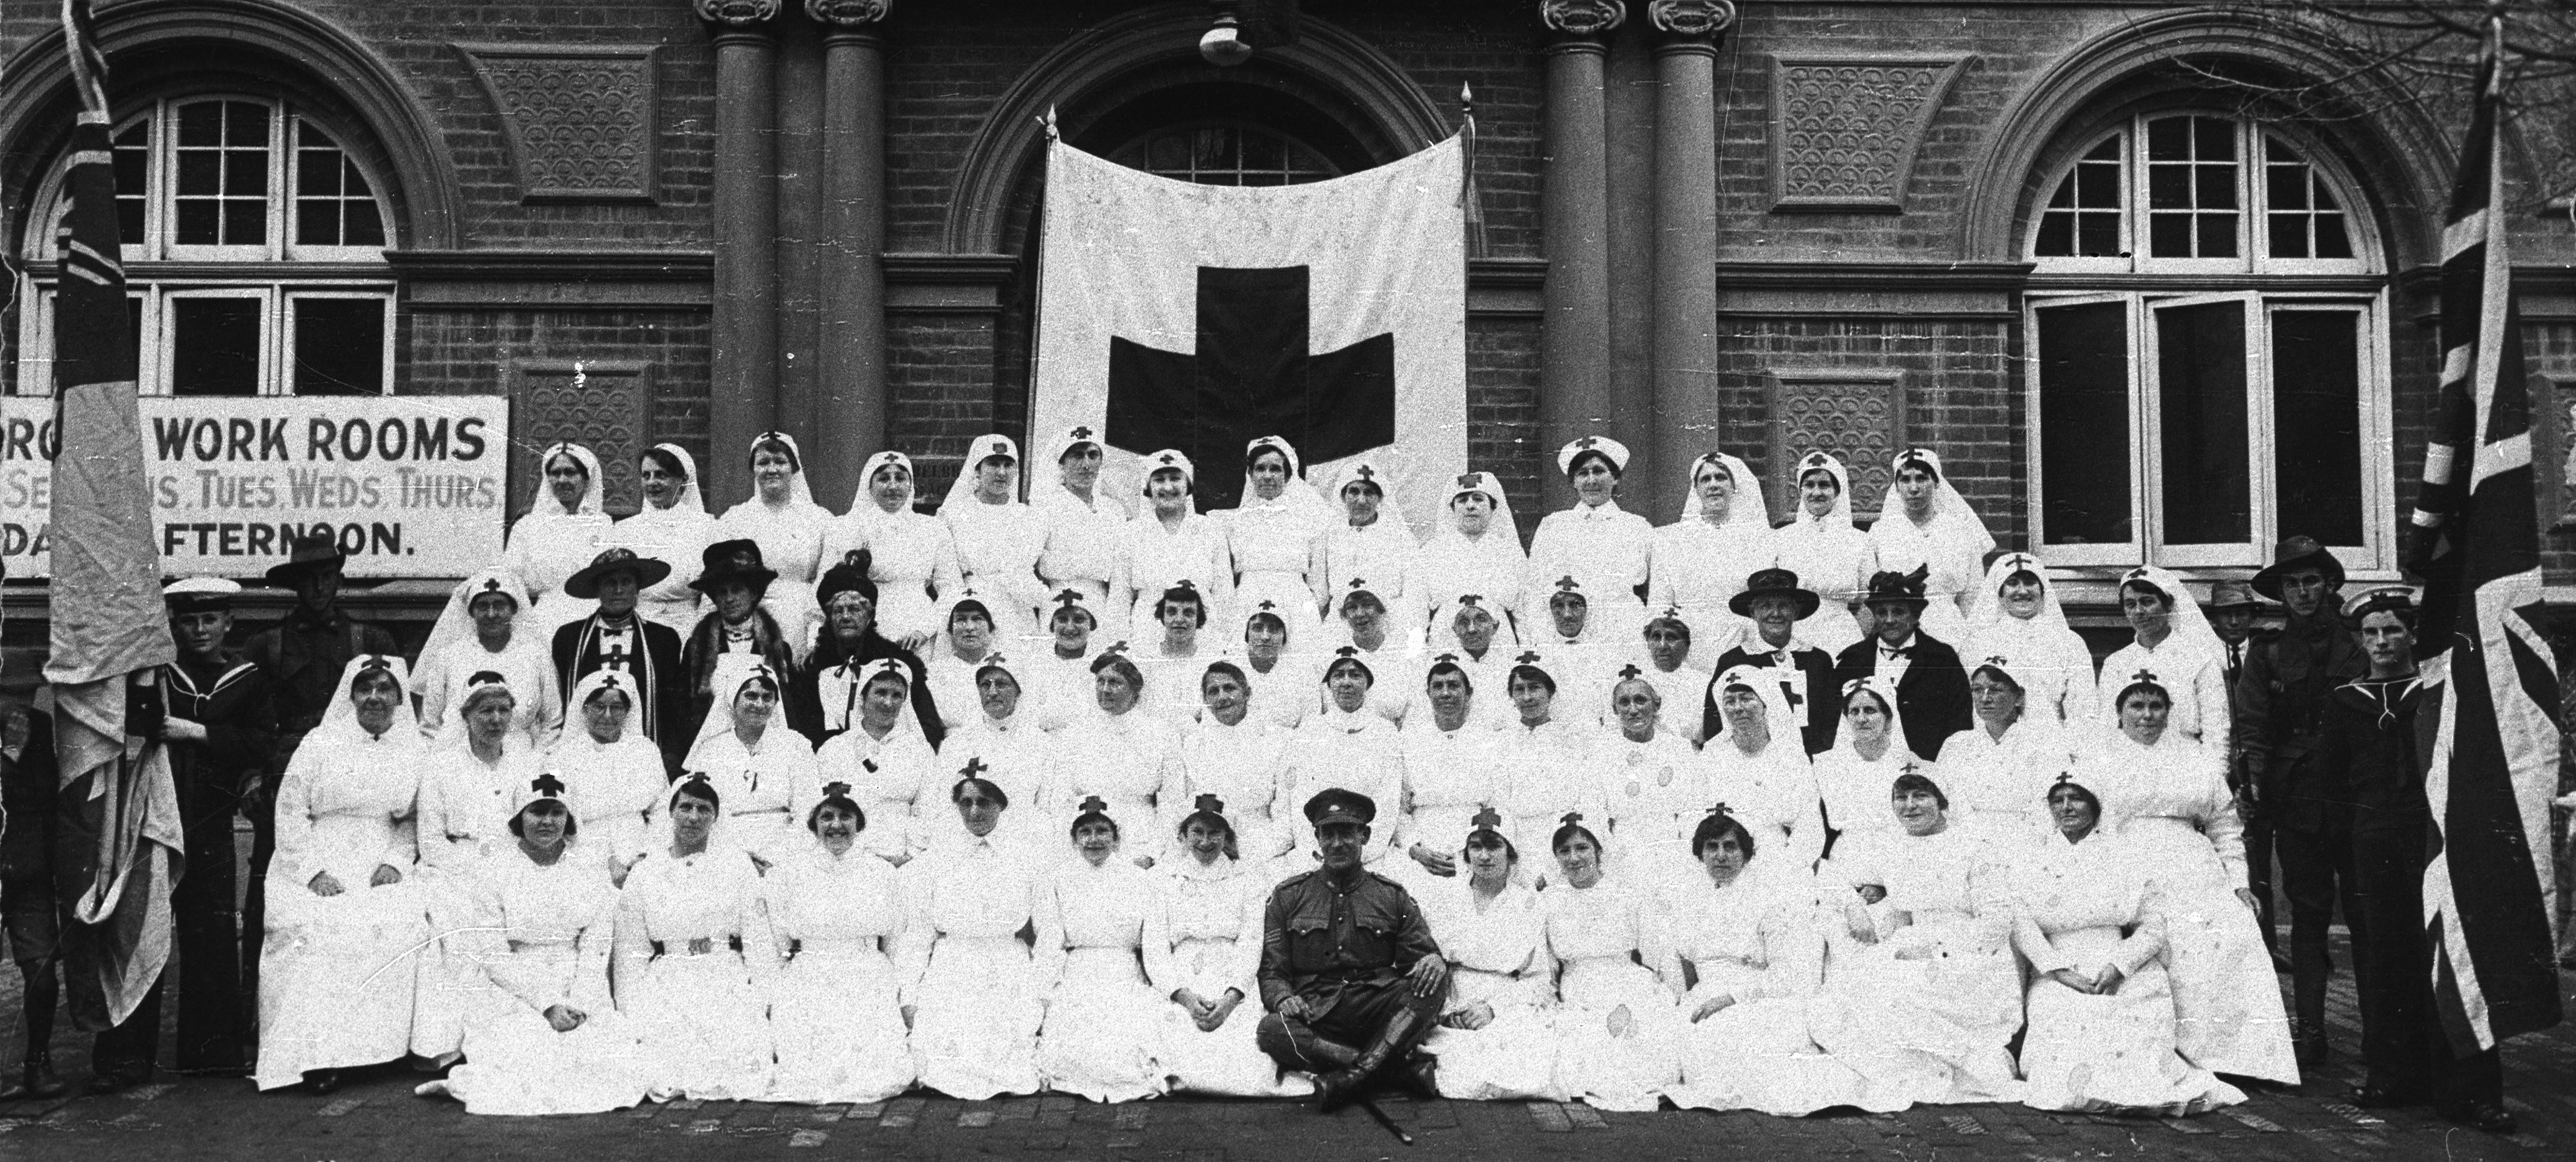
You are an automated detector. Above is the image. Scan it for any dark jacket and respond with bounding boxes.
[2236,611,2366,811]
[0,706,59,885]
[1831,630,1973,761]
[162,651,279,823]
[2307,673,2433,832]
[1258,867,1440,1014]
[1709,641,1839,755]
[679,606,800,740]
[787,632,942,750]
[243,608,398,771]
[552,614,689,770]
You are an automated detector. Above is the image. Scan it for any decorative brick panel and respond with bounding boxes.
[1766,368,1907,520]
[509,358,651,516]
[1768,56,1967,213]
[457,43,661,204]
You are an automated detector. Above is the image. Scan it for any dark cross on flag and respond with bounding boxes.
[1106,265,1396,511]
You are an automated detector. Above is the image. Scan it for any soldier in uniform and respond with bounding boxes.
[155,578,276,1077]
[2234,535,2363,1067]
[1256,789,1448,1110]
[241,532,398,1013]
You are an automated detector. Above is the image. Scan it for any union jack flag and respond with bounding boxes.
[2406,11,2563,1056]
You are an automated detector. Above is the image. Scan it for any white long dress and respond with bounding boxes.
[1495,719,1607,862]
[1036,857,1172,1103]
[613,842,777,1100]
[1867,510,1988,644]
[1389,718,1505,895]
[1174,715,1294,867]
[437,842,651,1115]
[1119,513,1233,646]
[719,492,834,643]
[1769,462,1872,654]
[2097,636,2232,747]
[684,725,823,867]
[1648,518,1774,660]
[252,726,427,1090]
[901,828,1051,1099]
[1702,733,1828,872]
[1526,501,1654,644]
[1808,827,2023,1108]
[825,503,964,647]
[547,725,669,870]
[813,720,941,862]
[1416,530,1528,650]
[411,742,542,1062]
[1320,515,1422,636]
[1589,728,1710,890]
[2008,828,2246,1114]
[1037,485,1131,641]
[1418,879,1565,1101]
[1540,873,1682,1111]
[414,636,562,749]
[944,496,1052,637]
[1151,856,1301,1096]
[1665,863,1873,1115]
[1222,500,1328,633]
[1938,717,2081,850]
[1279,706,1405,870]
[505,498,612,634]
[1810,738,1928,856]
[1227,648,1323,731]
[762,839,917,1104]
[937,716,1057,833]
[1960,560,2097,724]
[2087,733,2298,1083]
[613,495,722,632]
[1043,710,1182,854]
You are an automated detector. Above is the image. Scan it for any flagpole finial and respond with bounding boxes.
[1461,82,1475,116]
[1039,105,1059,143]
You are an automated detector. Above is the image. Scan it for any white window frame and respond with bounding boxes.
[11,94,394,398]
[2025,292,2146,568]
[2029,115,2377,277]
[2024,288,2394,573]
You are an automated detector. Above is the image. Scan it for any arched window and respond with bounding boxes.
[14,95,395,397]
[2023,112,2392,573]
[1109,122,1344,186]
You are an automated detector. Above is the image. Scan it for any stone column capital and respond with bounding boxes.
[1541,0,1626,38]
[805,0,891,26]
[694,0,782,29]
[1647,0,1734,39]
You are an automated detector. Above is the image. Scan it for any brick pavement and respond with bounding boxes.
[0,946,2566,1161]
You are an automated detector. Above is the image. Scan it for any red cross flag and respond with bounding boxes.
[1029,133,1468,524]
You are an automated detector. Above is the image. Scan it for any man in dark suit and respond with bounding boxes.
[155,577,276,1080]
[1707,568,1839,755]
[1831,566,1972,760]
[552,548,689,775]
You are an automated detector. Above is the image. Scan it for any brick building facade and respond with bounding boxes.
[1,0,2572,644]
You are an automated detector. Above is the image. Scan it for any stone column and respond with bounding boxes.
[1538,1,1623,515]
[699,0,782,504]
[1645,0,1731,524]
[810,0,891,507]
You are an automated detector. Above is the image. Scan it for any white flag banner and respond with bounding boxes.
[1029,135,1467,530]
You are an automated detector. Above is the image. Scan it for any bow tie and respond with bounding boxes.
[1880,644,1914,660]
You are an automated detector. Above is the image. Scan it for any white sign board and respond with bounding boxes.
[0,395,510,578]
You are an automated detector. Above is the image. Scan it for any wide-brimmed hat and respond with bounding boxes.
[264,530,346,586]
[1858,565,1931,610]
[562,546,673,599]
[2251,535,2347,601]
[1730,567,1822,619]
[690,538,779,595]
[2204,580,2263,611]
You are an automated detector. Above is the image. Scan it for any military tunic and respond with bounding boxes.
[1256,867,1443,1066]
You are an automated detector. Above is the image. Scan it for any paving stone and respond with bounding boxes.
[957,1108,996,1128]
[787,1129,828,1148]
[1563,1102,1608,1130]
[1526,1101,1572,1133]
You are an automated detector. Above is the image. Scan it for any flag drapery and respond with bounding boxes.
[47,0,184,1032]
[2407,11,2563,1057]
[1028,133,1468,527]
